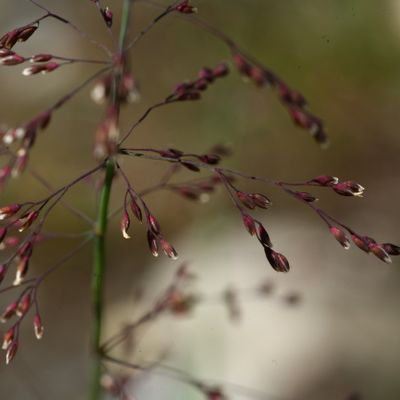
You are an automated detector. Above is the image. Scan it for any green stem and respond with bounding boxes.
[90,159,115,400]
[89,2,133,399]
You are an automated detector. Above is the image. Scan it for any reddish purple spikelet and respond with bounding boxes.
[332,181,365,197]
[329,226,350,249]
[16,293,31,317]
[30,53,53,63]
[22,62,59,76]
[213,63,229,78]
[237,191,256,209]
[309,175,339,186]
[174,1,198,14]
[0,204,21,220]
[0,53,25,65]
[33,314,44,340]
[100,7,113,28]
[256,223,272,248]
[120,212,131,239]
[381,243,400,256]
[147,214,160,234]
[2,327,14,350]
[14,256,30,285]
[147,230,159,257]
[250,193,272,209]
[0,24,38,49]
[369,243,392,263]
[129,196,142,222]
[5,341,18,365]
[264,247,290,272]
[160,238,178,260]
[351,233,370,253]
[242,214,257,236]
[295,191,318,202]
[18,211,39,232]
[0,302,18,322]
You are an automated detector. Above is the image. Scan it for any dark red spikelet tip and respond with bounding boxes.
[264,247,290,272]
[381,243,400,256]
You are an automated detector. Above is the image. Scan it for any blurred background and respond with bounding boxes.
[1,0,400,399]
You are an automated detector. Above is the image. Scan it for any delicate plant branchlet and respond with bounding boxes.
[0,1,397,399]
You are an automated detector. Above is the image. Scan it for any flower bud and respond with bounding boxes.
[147,231,159,257]
[295,191,318,203]
[2,327,14,350]
[18,211,39,232]
[351,233,369,253]
[237,191,256,209]
[329,226,350,249]
[6,341,18,365]
[147,214,160,234]
[332,181,365,197]
[309,175,339,186]
[33,314,44,340]
[160,238,178,260]
[0,302,18,323]
[0,54,25,65]
[242,214,256,236]
[101,6,113,27]
[250,193,272,209]
[369,243,392,263]
[30,53,52,63]
[0,204,21,220]
[381,243,400,256]
[174,1,198,14]
[13,255,30,286]
[256,224,272,248]
[22,62,59,76]
[264,247,290,272]
[120,212,130,239]
[129,196,142,222]
[16,293,31,317]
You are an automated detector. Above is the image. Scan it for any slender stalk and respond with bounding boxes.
[89,1,133,399]
[90,159,115,400]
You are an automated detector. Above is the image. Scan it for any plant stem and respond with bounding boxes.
[90,159,115,400]
[89,1,133,399]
